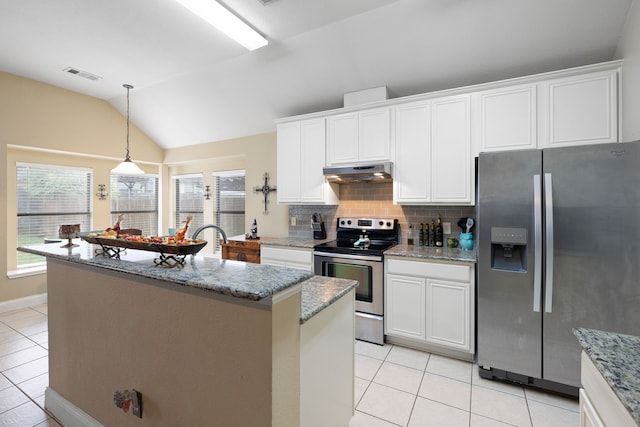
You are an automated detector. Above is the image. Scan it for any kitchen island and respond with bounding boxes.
[18,241,357,427]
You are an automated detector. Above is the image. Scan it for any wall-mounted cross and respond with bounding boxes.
[254,172,277,214]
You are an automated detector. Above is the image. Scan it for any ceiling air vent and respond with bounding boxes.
[258,0,277,5]
[62,67,102,81]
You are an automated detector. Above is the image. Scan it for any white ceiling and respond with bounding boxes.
[0,0,634,149]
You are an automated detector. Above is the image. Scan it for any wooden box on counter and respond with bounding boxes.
[220,236,261,264]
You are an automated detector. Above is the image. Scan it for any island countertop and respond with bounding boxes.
[19,241,316,302]
[574,328,640,425]
[19,240,357,321]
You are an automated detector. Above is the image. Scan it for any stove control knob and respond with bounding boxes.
[386,221,392,227]
[340,220,345,225]
[379,221,384,226]
[347,220,352,225]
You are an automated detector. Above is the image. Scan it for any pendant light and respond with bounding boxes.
[112,84,144,175]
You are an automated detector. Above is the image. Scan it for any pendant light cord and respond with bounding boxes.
[123,84,134,161]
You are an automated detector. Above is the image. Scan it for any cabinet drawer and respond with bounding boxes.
[261,246,313,265]
[386,258,470,282]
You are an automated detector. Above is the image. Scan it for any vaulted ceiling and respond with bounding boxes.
[0,0,633,148]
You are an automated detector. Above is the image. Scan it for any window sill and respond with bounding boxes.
[7,265,47,279]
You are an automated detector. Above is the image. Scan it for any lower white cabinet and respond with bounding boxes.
[261,245,314,271]
[579,351,636,427]
[385,257,475,359]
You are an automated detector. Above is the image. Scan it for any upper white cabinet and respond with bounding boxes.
[326,107,391,165]
[277,118,338,205]
[394,95,473,205]
[538,70,618,148]
[475,84,537,153]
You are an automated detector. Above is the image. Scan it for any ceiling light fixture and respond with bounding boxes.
[175,0,268,51]
[112,84,144,175]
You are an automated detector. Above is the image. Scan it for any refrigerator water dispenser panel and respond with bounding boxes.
[490,227,527,272]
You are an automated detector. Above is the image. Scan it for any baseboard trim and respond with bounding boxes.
[0,293,47,314]
[45,387,104,427]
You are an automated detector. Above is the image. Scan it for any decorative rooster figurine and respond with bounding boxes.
[100,214,124,237]
[175,215,192,241]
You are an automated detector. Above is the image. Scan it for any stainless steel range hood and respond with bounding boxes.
[323,162,392,183]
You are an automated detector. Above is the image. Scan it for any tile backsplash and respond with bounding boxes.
[288,182,475,243]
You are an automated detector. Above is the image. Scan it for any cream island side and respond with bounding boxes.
[18,241,356,427]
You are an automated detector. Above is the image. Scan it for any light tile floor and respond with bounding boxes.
[350,341,580,427]
[0,304,60,427]
[0,304,579,427]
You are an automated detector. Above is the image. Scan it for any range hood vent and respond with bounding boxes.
[323,162,392,184]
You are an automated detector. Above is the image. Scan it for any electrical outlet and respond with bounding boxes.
[290,217,297,226]
[443,222,451,234]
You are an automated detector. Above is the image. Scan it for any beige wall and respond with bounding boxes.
[163,133,289,242]
[1,72,287,304]
[617,0,640,141]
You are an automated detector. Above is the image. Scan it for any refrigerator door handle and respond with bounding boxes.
[533,175,542,313]
[544,173,554,313]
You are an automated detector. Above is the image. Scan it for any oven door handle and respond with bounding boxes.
[313,251,383,262]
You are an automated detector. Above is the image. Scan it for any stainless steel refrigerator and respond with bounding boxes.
[477,141,640,395]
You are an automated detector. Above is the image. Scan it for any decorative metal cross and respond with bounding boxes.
[254,172,277,214]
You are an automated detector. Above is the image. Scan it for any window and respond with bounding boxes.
[110,174,159,235]
[215,171,245,240]
[174,174,205,235]
[16,163,92,267]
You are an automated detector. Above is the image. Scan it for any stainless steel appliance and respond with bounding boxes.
[314,217,398,345]
[477,141,640,395]
[323,162,392,183]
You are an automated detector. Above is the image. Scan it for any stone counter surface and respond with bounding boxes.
[574,328,640,425]
[384,243,477,263]
[19,241,314,302]
[19,241,357,322]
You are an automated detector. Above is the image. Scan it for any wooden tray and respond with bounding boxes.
[81,235,207,255]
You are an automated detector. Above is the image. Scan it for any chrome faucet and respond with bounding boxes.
[191,224,228,244]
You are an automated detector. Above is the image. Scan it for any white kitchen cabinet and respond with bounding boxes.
[326,107,391,165]
[276,119,338,205]
[579,351,636,427]
[261,245,314,271]
[385,257,475,359]
[393,95,473,205]
[539,69,618,148]
[475,84,537,153]
[385,274,425,340]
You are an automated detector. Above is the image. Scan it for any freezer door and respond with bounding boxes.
[542,142,640,387]
[477,150,543,377]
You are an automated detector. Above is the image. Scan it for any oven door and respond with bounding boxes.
[313,252,383,316]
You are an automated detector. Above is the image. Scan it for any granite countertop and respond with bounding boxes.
[300,276,357,324]
[573,328,640,425]
[18,241,314,303]
[384,244,477,263]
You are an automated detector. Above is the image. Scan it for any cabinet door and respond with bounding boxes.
[358,108,391,162]
[385,274,426,340]
[393,101,431,203]
[326,112,358,165]
[476,84,537,152]
[276,122,302,203]
[579,390,605,427]
[425,279,470,351]
[431,95,472,203]
[539,70,618,148]
[300,118,330,203]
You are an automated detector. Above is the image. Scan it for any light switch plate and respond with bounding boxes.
[443,222,451,234]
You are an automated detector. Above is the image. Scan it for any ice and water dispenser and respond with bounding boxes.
[490,227,527,272]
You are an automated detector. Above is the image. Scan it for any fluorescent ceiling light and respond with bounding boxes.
[175,0,268,51]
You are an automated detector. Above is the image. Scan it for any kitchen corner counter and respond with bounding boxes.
[300,276,357,323]
[574,328,640,425]
[384,244,477,263]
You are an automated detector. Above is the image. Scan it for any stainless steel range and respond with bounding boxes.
[314,217,399,345]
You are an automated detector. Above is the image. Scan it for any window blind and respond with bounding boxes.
[110,174,159,235]
[174,174,204,236]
